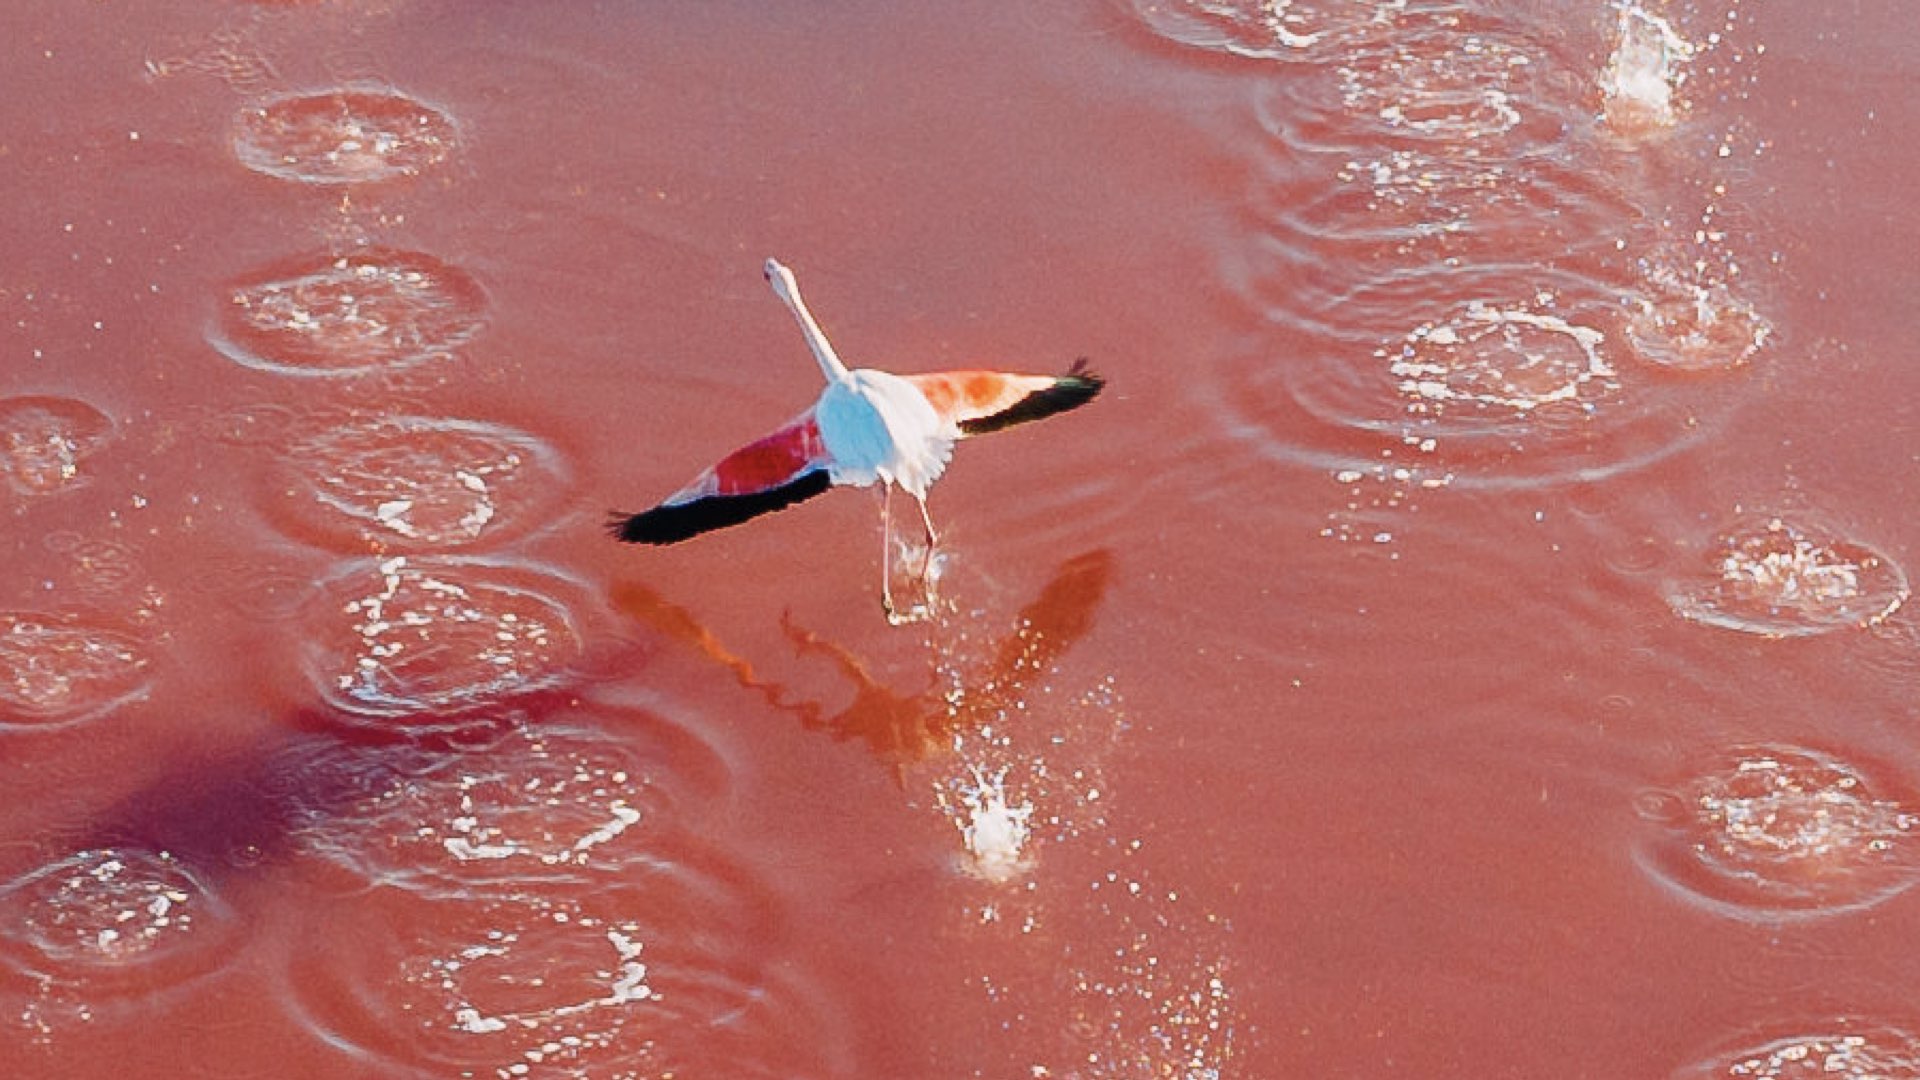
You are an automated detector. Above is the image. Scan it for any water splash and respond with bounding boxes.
[1667,516,1909,638]
[0,613,151,730]
[232,88,459,185]
[1623,259,1772,372]
[955,764,1035,883]
[1602,4,1697,136]
[1682,1026,1920,1079]
[1637,746,1920,920]
[0,397,114,497]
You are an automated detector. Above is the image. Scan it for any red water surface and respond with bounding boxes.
[4,0,1920,1076]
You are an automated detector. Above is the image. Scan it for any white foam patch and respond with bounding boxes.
[603,929,652,1004]
[1720,530,1862,605]
[0,396,114,495]
[373,499,420,538]
[571,803,642,856]
[1253,0,1323,50]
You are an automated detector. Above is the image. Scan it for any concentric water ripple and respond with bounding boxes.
[1389,298,1614,418]
[0,848,237,1001]
[0,396,114,498]
[297,556,587,723]
[285,851,838,1076]
[1214,264,1737,487]
[267,416,569,552]
[0,612,151,731]
[212,249,488,377]
[1123,0,1385,58]
[1636,746,1920,921]
[1181,0,1768,501]
[1273,265,1625,421]
[1252,137,1636,267]
[1126,0,1520,63]
[1258,9,1580,155]
[291,718,726,891]
[274,697,821,1074]
[1330,28,1559,148]
[1666,516,1909,637]
[1679,1026,1920,1079]
[232,88,458,185]
[41,534,144,600]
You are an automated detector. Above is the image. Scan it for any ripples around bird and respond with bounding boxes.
[1142,0,1776,494]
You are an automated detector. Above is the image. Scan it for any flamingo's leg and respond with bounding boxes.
[879,483,896,618]
[915,495,938,608]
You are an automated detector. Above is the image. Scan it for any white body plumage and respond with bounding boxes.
[817,369,954,497]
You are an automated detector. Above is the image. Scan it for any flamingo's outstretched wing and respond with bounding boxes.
[906,358,1104,437]
[608,408,833,544]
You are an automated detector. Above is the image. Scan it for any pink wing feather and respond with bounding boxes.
[608,409,835,544]
[906,359,1103,436]
[608,360,1101,546]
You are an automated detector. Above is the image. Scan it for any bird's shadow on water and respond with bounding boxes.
[13,696,565,889]
[610,549,1115,779]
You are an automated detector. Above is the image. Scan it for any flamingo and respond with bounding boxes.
[608,258,1103,619]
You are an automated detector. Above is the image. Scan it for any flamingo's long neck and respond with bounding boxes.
[766,260,850,383]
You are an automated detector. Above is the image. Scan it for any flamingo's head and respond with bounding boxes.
[763,258,799,304]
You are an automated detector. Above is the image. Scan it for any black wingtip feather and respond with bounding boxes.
[608,469,833,545]
[958,358,1105,436]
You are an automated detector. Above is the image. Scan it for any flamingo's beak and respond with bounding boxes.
[764,258,798,301]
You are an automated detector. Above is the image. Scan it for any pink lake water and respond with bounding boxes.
[5,0,1920,1076]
